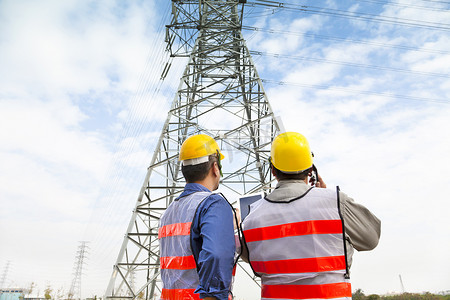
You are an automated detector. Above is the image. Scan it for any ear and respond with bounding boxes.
[271,164,276,177]
[212,161,220,177]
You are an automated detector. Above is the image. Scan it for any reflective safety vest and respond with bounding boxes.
[158,191,212,300]
[242,187,351,300]
[158,191,237,300]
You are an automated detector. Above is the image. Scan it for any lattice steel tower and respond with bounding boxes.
[105,1,281,299]
[69,241,89,300]
[0,261,11,288]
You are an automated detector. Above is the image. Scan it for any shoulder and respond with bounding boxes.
[337,190,363,212]
[311,186,338,197]
[202,192,227,204]
[197,193,232,213]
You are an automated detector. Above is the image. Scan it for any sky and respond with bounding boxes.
[1,0,450,299]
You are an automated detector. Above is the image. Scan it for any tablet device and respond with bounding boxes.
[239,193,263,220]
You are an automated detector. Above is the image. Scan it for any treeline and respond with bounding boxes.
[353,289,450,300]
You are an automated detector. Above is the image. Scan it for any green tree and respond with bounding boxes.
[353,289,366,300]
[28,282,36,296]
[56,287,65,300]
[44,286,52,300]
[26,282,36,297]
[380,292,450,299]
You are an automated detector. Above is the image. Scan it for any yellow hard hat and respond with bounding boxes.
[270,132,313,173]
[179,134,225,166]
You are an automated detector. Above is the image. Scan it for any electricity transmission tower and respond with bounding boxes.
[69,241,89,300]
[0,261,11,288]
[399,274,405,293]
[105,1,282,299]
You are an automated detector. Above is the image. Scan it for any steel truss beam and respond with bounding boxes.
[105,1,280,299]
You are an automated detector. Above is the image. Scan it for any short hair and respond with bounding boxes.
[182,155,218,183]
[272,164,311,180]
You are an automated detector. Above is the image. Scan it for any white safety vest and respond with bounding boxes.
[159,191,238,300]
[159,191,211,300]
[242,187,351,300]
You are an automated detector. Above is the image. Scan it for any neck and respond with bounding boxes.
[192,163,219,191]
[192,175,218,191]
[194,180,214,191]
[275,176,309,184]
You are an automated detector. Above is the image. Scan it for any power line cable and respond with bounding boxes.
[354,0,449,11]
[82,2,174,250]
[242,26,450,55]
[261,78,449,104]
[250,50,450,79]
[81,2,191,270]
[246,1,450,31]
[256,0,450,11]
[388,0,450,5]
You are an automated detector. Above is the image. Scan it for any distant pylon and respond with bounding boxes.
[0,261,11,288]
[399,274,405,293]
[105,1,282,299]
[68,241,89,300]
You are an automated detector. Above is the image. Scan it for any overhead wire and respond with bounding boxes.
[241,2,450,104]
[246,0,450,31]
[82,1,176,266]
[256,0,450,10]
[242,26,450,55]
[242,4,284,19]
[250,50,450,79]
[353,0,449,11]
[88,5,194,273]
[394,0,450,4]
[261,78,449,104]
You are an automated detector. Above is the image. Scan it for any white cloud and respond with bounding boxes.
[284,63,340,85]
[255,15,323,55]
[0,0,162,96]
[410,54,450,74]
[0,0,166,295]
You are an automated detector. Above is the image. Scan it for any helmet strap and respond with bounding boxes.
[216,149,223,177]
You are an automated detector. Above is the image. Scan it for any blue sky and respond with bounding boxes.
[1,0,449,298]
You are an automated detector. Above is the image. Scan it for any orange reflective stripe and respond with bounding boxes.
[262,282,352,299]
[158,222,191,239]
[243,220,342,242]
[161,288,200,300]
[160,255,196,270]
[251,255,346,274]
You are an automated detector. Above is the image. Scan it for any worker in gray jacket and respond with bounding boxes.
[241,131,381,300]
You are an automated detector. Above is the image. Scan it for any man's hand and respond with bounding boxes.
[315,175,327,188]
[233,207,241,230]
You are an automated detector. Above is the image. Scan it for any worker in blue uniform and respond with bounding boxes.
[158,134,237,300]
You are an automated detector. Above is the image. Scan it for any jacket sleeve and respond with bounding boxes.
[193,195,236,300]
[340,191,381,252]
